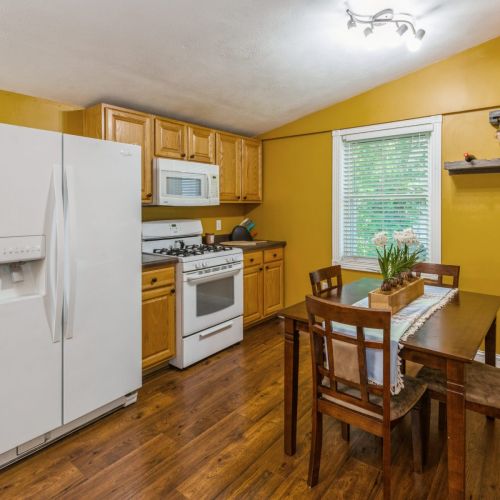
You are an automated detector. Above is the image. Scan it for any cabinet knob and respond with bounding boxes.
[265,266,269,270]
[151,277,158,284]
[243,196,247,200]
[170,288,176,295]
[190,154,195,159]
[259,267,263,271]
[146,193,153,198]
[250,258,254,262]
[273,253,277,258]
[181,153,186,158]
[237,196,241,199]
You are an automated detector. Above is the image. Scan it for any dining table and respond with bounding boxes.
[280,278,499,500]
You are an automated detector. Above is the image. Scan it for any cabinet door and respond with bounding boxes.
[187,125,215,164]
[242,138,262,202]
[263,260,284,316]
[105,107,153,203]
[243,264,263,326]
[142,285,176,370]
[155,118,187,159]
[216,133,242,201]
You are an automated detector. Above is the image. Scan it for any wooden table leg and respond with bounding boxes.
[446,359,466,500]
[284,317,300,456]
[485,318,497,367]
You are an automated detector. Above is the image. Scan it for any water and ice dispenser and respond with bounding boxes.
[0,235,46,300]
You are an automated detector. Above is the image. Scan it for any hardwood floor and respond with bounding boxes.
[0,318,498,499]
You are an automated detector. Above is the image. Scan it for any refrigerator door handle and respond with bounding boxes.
[63,163,76,340]
[48,164,64,343]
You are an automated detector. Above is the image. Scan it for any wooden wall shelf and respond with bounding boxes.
[444,158,500,175]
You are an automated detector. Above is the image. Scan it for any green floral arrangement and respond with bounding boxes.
[372,228,425,292]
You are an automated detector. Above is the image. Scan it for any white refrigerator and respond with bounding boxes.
[0,123,142,467]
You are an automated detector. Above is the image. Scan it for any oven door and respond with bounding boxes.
[181,264,243,337]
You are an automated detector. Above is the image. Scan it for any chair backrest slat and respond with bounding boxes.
[412,262,460,288]
[309,265,343,297]
[306,295,392,419]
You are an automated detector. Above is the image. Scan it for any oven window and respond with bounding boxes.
[166,176,202,197]
[197,277,234,316]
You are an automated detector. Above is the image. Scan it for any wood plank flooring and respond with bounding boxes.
[0,318,498,499]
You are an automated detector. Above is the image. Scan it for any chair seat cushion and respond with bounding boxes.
[417,362,500,410]
[322,375,427,421]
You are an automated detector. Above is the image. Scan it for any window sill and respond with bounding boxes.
[336,259,381,274]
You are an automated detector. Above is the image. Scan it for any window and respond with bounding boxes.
[332,116,441,272]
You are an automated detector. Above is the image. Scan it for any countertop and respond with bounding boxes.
[221,240,286,252]
[142,254,178,268]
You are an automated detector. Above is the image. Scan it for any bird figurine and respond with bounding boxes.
[463,152,476,163]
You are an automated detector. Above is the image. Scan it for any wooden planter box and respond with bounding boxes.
[368,278,424,314]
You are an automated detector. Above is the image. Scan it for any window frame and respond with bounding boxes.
[332,115,442,273]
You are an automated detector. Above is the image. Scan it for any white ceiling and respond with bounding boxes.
[0,0,499,135]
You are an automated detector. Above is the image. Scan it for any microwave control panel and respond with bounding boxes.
[0,235,46,264]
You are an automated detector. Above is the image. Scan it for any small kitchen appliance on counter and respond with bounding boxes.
[142,220,243,368]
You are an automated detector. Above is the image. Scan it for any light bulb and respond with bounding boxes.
[407,28,425,52]
[396,24,408,37]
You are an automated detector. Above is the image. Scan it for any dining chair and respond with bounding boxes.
[411,262,460,428]
[309,265,349,440]
[417,362,500,420]
[305,295,430,499]
[309,265,343,297]
[411,262,460,288]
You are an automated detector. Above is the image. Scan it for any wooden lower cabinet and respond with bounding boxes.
[142,266,176,371]
[263,260,284,316]
[243,249,284,327]
[243,264,264,326]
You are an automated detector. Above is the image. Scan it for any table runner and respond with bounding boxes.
[329,285,458,394]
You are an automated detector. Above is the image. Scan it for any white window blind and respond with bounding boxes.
[333,117,441,272]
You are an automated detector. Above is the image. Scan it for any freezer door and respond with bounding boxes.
[0,124,63,454]
[62,134,142,424]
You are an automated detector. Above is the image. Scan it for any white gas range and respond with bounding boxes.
[142,220,243,368]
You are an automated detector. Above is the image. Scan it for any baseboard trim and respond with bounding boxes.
[474,350,500,367]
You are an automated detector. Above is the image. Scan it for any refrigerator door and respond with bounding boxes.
[0,124,63,454]
[62,134,142,424]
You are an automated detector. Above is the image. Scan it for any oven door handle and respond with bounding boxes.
[185,267,241,285]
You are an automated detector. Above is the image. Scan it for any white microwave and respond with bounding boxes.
[153,158,219,206]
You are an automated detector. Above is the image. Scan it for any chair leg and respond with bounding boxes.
[438,401,446,431]
[307,407,323,487]
[382,429,392,500]
[411,393,430,473]
[341,422,350,442]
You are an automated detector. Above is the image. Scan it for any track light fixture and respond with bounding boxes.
[346,8,426,51]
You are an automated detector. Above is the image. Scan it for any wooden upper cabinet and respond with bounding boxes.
[155,118,187,160]
[216,133,242,201]
[242,138,262,202]
[83,104,153,204]
[187,125,215,164]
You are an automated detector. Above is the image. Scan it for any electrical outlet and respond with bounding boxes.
[216,220,222,231]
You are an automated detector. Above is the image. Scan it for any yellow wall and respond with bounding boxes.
[142,204,246,236]
[249,37,500,316]
[0,89,83,134]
